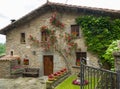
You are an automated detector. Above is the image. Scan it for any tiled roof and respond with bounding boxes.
[0,2,120,35]
[0,55,20,61]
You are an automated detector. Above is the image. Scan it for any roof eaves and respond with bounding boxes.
[0,2,120,35]
[0,2,49,35]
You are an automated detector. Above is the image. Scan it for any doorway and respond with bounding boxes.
[43,55,53,75]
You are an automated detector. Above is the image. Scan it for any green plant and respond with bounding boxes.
[0,43,5,56]
[11,65,23,74]
[76,15,120,69]
[103,40,119,69]
[55,75,80,89]
[55,75,97,89]
[41,25,51,34]
[50,12,64,29]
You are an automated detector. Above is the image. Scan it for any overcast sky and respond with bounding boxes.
[0,0,120,43]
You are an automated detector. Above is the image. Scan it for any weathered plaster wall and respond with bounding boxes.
[6,11,99,76]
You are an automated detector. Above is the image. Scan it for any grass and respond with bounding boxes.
[55,75,98,89]
[55,75,79,89]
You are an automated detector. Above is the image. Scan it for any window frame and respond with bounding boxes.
[41,30,49,41]
[20,33,26,44]
[71,25,80,38]
[76,52,87,66]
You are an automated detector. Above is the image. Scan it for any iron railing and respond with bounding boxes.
[80,61,118,89]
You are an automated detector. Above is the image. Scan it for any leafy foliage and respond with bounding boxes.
[76,15,120,69]
[0,43,5,56]
[103,40,119,68]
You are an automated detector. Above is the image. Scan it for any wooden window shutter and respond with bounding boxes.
[41,31,49,41]
[71,25,80,37]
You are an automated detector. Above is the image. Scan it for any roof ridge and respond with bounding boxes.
[0,1,120,35]
[46,1,120,12]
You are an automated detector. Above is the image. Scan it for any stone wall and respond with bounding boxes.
[71,66,80,75]
[0,55,21,78]
[5,11,99,76]
[113,52,120,88]
[0,60,11,78]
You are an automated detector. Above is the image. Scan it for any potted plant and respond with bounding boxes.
[48,74,55,81]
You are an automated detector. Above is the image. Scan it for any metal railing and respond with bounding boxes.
[80,61,118,89]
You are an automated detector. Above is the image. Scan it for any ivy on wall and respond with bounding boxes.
[76,15,120,69]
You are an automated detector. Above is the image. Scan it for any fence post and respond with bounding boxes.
[113,52,120,89]
[80,59,84,89]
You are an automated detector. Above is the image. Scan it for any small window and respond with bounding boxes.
[41,31,49,41]
[20,33,26,44]
[23,58,29,65]
[10,51,14,56]
[71,25,80,37]
[76,52,86,66]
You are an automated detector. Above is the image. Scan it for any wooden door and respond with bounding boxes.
[43,55,53,76]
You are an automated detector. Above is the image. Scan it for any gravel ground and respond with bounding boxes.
[0,77,47,89]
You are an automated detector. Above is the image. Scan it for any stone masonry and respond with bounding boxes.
[0,55,20,78]
[113,51,120,89]
[0,60,11,78]
[5,11,99,76]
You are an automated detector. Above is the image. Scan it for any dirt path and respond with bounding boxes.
[0,77,47,89]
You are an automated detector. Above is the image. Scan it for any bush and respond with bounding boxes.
[0,43,5,56]
[103,40,119,69]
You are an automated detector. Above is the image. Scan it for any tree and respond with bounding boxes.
[0,43,5,56]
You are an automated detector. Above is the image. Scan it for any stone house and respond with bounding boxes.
[0,2,120,76]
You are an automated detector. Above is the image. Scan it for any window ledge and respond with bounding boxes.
[41,41,48,43]
[21,42,26,44]
[75,36,81,39]
[72,65,80,68]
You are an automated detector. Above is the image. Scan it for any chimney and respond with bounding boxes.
[10,19,16,23]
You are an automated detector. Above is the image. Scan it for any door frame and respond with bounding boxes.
[43,55,53,75]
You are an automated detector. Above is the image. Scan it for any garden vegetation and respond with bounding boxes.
[76,16,120,69]
[0,43,5,56]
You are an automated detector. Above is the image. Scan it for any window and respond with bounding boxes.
[76,52,86,66]
[71,25,80,37]
[20,33,26,44]
[23,58,29,65]
[41,31,49,41]
[10,51,14,56]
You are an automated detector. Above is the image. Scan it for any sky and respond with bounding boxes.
[0,0,120,43]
